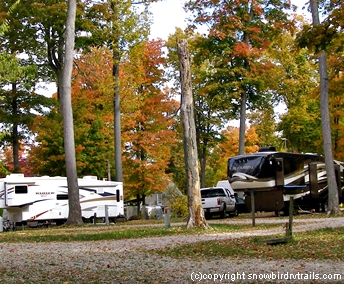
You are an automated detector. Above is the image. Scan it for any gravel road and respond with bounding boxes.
[0,216,343,283]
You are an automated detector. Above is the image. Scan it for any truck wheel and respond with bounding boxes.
[220,206,226,219]
[232,208,238,217]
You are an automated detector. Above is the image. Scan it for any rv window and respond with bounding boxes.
[57,194,69,200]
[15,185,28,194]
[228,156,273,179]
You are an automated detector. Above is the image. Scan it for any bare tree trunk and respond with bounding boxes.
[177,39,209,229]
[11,83,20,172]
[310,0,341,215]
[61,0,82,225]
[113,59,122,182]
[110,1,123,182]
[238,91,247,155]
[238,6,253,156]
[199,144,206,188]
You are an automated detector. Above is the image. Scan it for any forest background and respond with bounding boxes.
[0,0,343,206]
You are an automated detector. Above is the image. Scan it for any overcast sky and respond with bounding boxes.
[149,0,188,40]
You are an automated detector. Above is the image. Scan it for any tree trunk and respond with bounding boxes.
[238,6,253,156]
[136,194,140,216]
[11,83,20,172]
[177,39,209,229]
[238,91,247,155]
[113,59,122,182]
[61,0,82,225]
[110,1,123,183]
[310,0,341,215]
[200,144,207,188]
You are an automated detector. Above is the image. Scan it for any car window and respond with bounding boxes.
[201,188,225,197]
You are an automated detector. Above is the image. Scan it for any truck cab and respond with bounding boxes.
[200,187,237,219]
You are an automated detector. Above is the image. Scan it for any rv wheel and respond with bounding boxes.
[321,201,328,213]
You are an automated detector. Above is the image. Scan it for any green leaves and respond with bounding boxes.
[0,53,37,87]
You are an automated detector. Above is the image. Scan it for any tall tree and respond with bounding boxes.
[107,0,154,182]
[185,0,295,155]
[178,39,209,229]
[0,1,53,173]
[166,29,236,188]
[309,0,340,215]
[120,39,178,210]
[327,35,344,160]
[254,24,321,153]
[61,0,82,225]
[83,0,156,182]
[0,53,53,173]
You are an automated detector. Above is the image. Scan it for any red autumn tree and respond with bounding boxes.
[30,47,115,179]
[120,39,179,208]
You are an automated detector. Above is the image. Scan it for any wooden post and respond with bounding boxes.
[251,190,255,227]
[288,197,294,239]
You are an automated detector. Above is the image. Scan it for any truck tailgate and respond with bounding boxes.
[201,197,220,209]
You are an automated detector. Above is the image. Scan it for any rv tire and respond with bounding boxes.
[55,220,65,226]
[321,201,328,213]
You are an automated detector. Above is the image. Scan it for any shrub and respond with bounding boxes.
[169,195,188,218]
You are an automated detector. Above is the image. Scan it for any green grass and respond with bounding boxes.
[153,227,344,260]
[0,220,280,243]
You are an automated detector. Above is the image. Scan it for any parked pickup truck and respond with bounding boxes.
[200,187,237,219]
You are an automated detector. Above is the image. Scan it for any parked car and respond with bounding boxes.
[201,187,237,219]
[145,205,163,220]
[235,196,250,213]
[216,180,248,213]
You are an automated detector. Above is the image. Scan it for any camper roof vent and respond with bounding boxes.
[258,146,276,152]
[83,176,98,180]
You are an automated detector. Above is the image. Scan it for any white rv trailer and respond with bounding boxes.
[0,174,124,225]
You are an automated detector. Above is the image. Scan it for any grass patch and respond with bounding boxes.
[0,221,281,243]
[153,227,344,260]
[0,225,188,243]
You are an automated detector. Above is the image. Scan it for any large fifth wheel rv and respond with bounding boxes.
[227,147,344,214]
[0,174,124,226]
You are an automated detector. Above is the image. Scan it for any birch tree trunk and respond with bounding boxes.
[61,0,83,225]
[177,39,209,229]
[310,0,341,215]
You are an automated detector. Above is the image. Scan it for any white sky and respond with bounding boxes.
[149,0,188,40]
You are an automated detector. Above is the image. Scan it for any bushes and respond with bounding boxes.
[168,195,188,218]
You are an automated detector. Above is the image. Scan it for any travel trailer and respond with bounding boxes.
[227,147,344,214]
[0,174,124,226]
